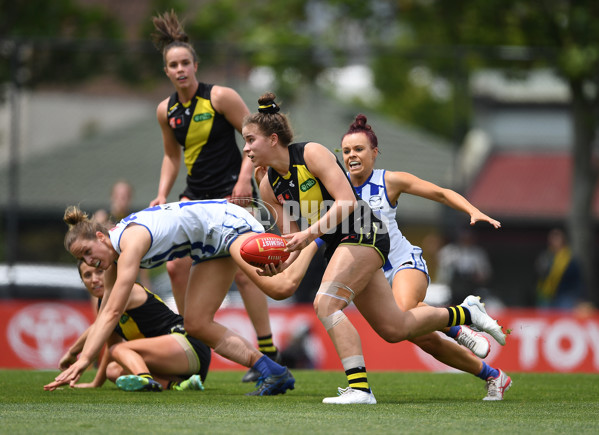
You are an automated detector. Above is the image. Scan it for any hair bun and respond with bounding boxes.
[258,102,280,114]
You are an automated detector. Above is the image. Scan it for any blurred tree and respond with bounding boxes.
[385,0,599,302]
[158,0,396,101]
[0,0,125,88]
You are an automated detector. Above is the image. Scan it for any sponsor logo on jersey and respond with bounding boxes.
[167,103,180,116]
[300,179,316,192]
[193,113,213,122]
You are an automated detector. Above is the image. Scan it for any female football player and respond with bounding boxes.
[242,92,506,404]
[44,200,318,395]
[340,113,510,401]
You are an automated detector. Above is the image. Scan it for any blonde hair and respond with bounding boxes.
[151,9,199,66]
[63,205,109,252]
[243,92,294,146]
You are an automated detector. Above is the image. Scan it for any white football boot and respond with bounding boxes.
[460,295,506,345]
[322,387,377,405]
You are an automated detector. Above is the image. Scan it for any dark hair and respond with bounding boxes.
[63,206,109,252]
[343,114,378,150]
[151,10,199,65]
[243,92,294,146]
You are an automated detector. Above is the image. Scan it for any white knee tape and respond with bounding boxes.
[316,281,356,305]
[320,309,347,331]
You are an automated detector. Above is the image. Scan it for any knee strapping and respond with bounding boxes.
[316,281,356,305]
[319,309,348,331]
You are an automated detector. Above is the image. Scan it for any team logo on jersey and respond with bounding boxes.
[194,112,213,122]
[169,115,186,129]
[300,178,316,192]
[277,190,293,205]
[369,195,383,209]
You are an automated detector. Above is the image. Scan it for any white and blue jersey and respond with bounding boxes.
[350,169,429,284]
[109,199,265,268]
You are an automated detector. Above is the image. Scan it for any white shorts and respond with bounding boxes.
[384,245,430,286]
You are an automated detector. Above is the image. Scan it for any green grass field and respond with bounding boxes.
[1,370,598,434]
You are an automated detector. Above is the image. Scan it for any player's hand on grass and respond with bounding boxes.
[44,358,88,391]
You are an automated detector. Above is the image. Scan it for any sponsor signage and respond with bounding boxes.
[1,302,597,373]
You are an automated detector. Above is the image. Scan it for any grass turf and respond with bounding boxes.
[0,370,598,434]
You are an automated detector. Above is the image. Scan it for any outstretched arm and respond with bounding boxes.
[73,332,122,389]
[386,171,501,228]
[58,324,92,371]
[45,228,149,391]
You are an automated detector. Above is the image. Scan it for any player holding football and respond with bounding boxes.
[44,200,318,395]
[242,92,507,404]
[340,114,511,401]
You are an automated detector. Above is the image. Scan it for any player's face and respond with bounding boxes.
[164,46,198,89]
[70,233,115,271]
[342,132,377,178]
[79,262,105,299]
[242,123,274,167]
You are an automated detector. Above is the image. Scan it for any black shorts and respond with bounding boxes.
[322,219,390,268]
[180,188,234,201]
[187,334,211,382]
[171,330,212,382]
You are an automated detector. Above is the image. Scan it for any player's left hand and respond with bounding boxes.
[282,231,312,252]
[470,211,501,229]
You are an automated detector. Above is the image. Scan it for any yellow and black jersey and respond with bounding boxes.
[98,287,211,380]
[167,82,242,198]
[267,142,389,262]
[99,288,184,341]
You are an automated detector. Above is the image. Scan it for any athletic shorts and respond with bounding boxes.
[170,331,211,382]
[384,245,430,286]
[322,219,390,268]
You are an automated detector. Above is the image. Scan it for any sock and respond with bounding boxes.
[346,366,370,393]
[253,355,285,377]
[167,380,180,390]
[138,372,153,380]
[446,306,472,327]
[477,362,499,380]
[445,326,461,339]
[257,334,278,360]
